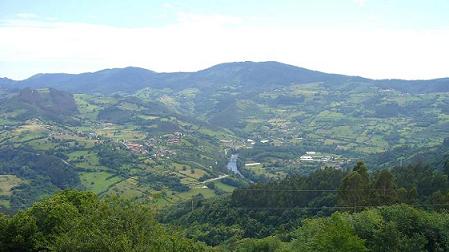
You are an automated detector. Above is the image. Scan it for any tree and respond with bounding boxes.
[443,159,449,177]
[290,213,367,252]
[228,236,285,252]
[370,170,398,205]
[0,213,39,251]
[338,172,369,210]
[353,161,369,184]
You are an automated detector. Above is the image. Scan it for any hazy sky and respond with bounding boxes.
[1,0,449,80]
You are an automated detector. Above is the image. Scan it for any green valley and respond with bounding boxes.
[1,62,449,251]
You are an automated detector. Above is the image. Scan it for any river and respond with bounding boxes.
[226,154,244,177]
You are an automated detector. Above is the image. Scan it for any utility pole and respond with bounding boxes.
[191,198,194,212]
[399,157,405,167]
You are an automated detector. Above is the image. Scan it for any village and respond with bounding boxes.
[121,131,184,159]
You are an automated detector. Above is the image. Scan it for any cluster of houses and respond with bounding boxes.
[299,151,317,161]
[298,151,349,170]
[299,151,336,163]
[123,139,177,159]
[220,139,244,150]
[153,148,176,158]
[166,132,183,145]
[121,132,183,159]
[245,138,272,147]
[123,142,148,154]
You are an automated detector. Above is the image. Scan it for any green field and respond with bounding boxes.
[80,172,122,194]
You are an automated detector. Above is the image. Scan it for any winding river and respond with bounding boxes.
[226,154,244,177]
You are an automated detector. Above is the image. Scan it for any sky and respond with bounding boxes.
[0,0,449,80]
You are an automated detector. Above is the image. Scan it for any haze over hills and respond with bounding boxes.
[2,61,449,94]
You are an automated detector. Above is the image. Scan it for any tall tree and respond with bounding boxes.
[338,162,370,210]
[370,170,398,205]
[338,172,368,210]
[443,159,449,177]
[353,161,369,184]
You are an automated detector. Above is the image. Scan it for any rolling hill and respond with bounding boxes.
[2,61,448,94]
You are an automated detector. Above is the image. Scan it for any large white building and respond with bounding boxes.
[300,155,314,161]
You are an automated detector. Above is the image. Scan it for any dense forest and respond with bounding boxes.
[161,160,449,249]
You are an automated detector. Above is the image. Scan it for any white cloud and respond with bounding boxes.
[176,12,243,26]
[353,0,367,7]
[1,13,449,80]
[161,2,177,9]
[16,13,39,19]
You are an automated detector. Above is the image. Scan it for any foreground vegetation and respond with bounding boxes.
[0,162,449,252]
[0,190,206,251]
[162,160,449,248]
[224,204,449,251]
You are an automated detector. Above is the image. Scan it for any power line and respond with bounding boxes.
[235,188,400,192]
[158,194,449,211]
[231,203,449,210]
[155,188,448,212]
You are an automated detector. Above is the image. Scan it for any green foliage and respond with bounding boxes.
[370,170,398,205]
[187,223,244,246]
[291,213,367,252]
[338,171,369,208]
[97,106,134,123]
[289,204,449,252]
[164,160,449,248]
[224,236,287,252]
[139,172,189,192]
[392,163,449,201]
[232,168,346,208]
[351,205,449,251]
[162,169,347,245]
[0,190,206,251]
[353,161,369,183]
[337,161,449,209]
[95,144,136,172]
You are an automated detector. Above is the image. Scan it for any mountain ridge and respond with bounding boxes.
[1,61,448,94]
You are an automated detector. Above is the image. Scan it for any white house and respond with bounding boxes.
[300,155,314,161]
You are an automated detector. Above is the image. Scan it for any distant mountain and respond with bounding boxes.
[0,88,79,123]
[160,61,360,89]
[0,77,14,88]
[1,61,448,94]
[12,67,159,93]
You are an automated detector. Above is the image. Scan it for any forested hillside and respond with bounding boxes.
[161,160,449,247]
